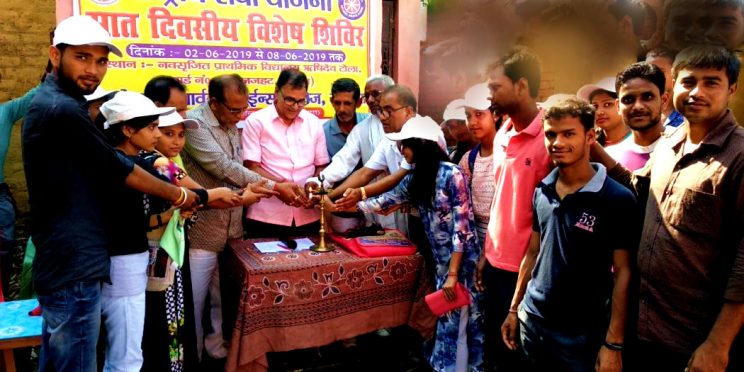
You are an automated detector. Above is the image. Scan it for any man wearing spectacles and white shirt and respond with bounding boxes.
[242,68,330,237]
[305,75,399,231]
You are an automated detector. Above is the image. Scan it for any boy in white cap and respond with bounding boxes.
[22,16,198,371]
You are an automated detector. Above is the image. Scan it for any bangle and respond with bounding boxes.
[175,187,189,208]
[173,187,185,206]
[447,271,457,277]
[360,187,367,200]
[603,341,624,351]
[508,309,518,314]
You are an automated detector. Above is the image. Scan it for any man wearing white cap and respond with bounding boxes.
[577,77,631,149]
[22,16,198,371]
[441,99,477,164]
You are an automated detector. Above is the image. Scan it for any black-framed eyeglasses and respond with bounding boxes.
[379,105,408,119]
[363,90,383,101]
[218,101,248,115]
[278,90,307,108]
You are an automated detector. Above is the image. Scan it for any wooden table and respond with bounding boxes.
[222,238,436,372]
[0,299,42,372]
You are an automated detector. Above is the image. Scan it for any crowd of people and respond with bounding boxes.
[0,2,743,371]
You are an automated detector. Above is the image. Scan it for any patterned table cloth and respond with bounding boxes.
[224,238,435,372]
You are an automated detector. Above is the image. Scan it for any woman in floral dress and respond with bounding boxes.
[355,117,484,372]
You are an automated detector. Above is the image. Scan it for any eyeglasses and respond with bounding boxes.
[278,91,307,108]
[363,90,383,101]
[218,101,248,116]
[379,105,408,119]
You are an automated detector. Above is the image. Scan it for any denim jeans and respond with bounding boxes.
[518,308,601,372]
[38,280,102,372]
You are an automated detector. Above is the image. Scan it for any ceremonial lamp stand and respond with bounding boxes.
[310,175,335,252]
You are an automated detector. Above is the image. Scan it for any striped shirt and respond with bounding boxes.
[459,149,494,246]
[182,103,269,252]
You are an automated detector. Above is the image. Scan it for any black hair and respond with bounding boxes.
[331,78,361,101]
[616,62,666,96]
[275,68,308,91]
[104,115,159,146]
[646,46,677,62]
[487,46,542,98]
[144,76,186,105]
[608,0,648,37]
[672,45,741,85]
[403,138,450,207]
[543,96,596,131]
[208,74,247,103]
[382,85,418,112]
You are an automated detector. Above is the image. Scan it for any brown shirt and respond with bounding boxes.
[608,110,744,354]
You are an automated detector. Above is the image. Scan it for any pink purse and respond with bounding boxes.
[425,282,471,316]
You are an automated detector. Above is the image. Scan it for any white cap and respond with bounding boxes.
[159,111,199,129]
[538,94,577,110]
[442,99,467,122]
[84,86,113,102]
[53,16,122,57]
[100,91,174,129]
[459,83,492,111]
[576,77,616,101]
[386,116,447,150]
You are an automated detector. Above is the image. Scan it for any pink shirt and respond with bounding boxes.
[242,105,329,226]
[484,110,551,272]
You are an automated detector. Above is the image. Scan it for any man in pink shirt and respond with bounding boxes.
[473,47,552,371]
[242,68,330,237]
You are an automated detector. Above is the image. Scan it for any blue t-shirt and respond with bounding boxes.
[23,74,135,294]
[522,163,637,332]
[322,112,370,158]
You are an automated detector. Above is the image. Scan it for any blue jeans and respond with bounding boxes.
[518,308,601,372]
[38,281,102,372]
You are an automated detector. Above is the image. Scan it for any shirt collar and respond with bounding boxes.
[504,109,544,137]
[196,102,221,127]
[670,110,739,152]
[327,117,344,136]
[45,73,86,104]
[270,104,305,125]
[542,162,607,194]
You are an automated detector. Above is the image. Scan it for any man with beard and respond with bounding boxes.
[22,16,199,371]
[474,46,551,371]
[323,78,369,158]
[611,62,668,171]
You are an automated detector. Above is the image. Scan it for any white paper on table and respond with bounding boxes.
[253,237,315,253]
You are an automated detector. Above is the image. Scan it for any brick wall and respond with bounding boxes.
[0,0,56,215]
